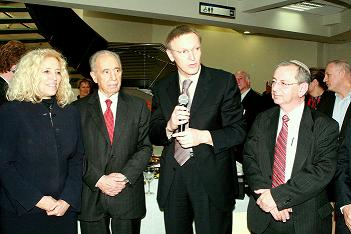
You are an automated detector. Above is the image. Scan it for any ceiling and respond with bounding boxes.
[1,0,351,45]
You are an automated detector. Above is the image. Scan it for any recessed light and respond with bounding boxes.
[282,1,325,12]
[243,31,251,34]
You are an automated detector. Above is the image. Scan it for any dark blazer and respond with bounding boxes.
[76,91,152,221]
[242,89,263,132]
[0,77,8,105]
[149,65,246,212]
[317,90,351,143]
[243,105,339,234]
[0,101,83,216]
[335,123,351,233]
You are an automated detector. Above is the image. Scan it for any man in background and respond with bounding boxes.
[0,40,26,105]
[149,25,246,234]
[318,60,351,144]
[76,50,152,234]
[243,60,338,234]
[235,70,263,132]
[321,60,351,234]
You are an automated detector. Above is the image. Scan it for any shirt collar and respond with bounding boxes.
[98,90,119,103]
[178,66,201,92]
[280,101,305,122]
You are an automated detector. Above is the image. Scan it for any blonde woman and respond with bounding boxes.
[0,48,83,234]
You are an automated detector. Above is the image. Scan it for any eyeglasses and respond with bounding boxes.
[271,80,300,88]
[169,47,201,57]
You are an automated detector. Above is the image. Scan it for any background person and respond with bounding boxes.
[0,48,83,234]
[0,40,26,105]
[77,78,91,99]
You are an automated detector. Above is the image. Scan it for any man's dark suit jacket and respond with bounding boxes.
[335,123,351,233]
[75,91,152,221]
[317,90,351,144]
[0,77,8,105]
[242,89,263,132]
[243,105,339,234]
[149,65,246,212]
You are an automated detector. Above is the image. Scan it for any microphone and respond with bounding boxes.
[178,94,189,132]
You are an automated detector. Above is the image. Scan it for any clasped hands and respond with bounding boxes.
[255,189,292,222]
[167,105,212,147]
[36,196,70,216]
[96,172,127,196]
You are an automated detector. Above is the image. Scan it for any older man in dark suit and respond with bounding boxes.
[243,60,339,234]
[76,50,152,234]
[149,25,246,234]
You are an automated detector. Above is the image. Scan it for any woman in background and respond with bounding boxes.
[77,78,91,99]
[0,48,83,234]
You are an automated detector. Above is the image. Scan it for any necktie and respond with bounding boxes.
[174,79,193,166]
[104,99,114,144]
[272,115,289,188]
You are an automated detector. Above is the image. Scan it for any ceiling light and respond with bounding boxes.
[282,1,325,12]
[243,31,251,34]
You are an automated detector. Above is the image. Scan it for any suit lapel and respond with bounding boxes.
[166,73,180,111]
[113,92,128,147]
[291,106,313,176]
[340,102,351,136]
[264,107,280,175]
[87,92,110,145]
[190,66,210,115]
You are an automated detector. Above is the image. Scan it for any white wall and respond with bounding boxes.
[82,11,349,92]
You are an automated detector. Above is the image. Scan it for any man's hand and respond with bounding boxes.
[35,196,57,211]
[96,173,127,196]
[255,189,277,212]
[342,204,351,230]
[166,106,190,132]
[270,207,292,222]
[172,128,213,148]
[46,199,70,216]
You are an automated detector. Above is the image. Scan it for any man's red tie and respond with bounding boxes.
[104,99,114,144]
[272,115,289,188]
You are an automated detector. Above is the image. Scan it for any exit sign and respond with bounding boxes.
[199,2,235,19]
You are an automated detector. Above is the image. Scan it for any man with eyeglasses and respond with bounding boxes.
[243,60,338,234]
[0,40,26,105]
[149,25,246,234]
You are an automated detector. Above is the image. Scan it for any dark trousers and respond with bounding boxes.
[164,158,232,234]
[260,219,295,234]
[80,218,141,234]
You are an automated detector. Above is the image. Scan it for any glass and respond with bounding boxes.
[271,80,299,88]
[169,46,201,57]
[143,167,155,195]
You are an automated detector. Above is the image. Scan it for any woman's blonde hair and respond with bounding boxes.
[6,48,74,107]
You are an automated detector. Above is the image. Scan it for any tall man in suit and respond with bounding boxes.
[243,60,339,234]
[76,50,152,234]
[0,40,26,105]
[149,25,246,234]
